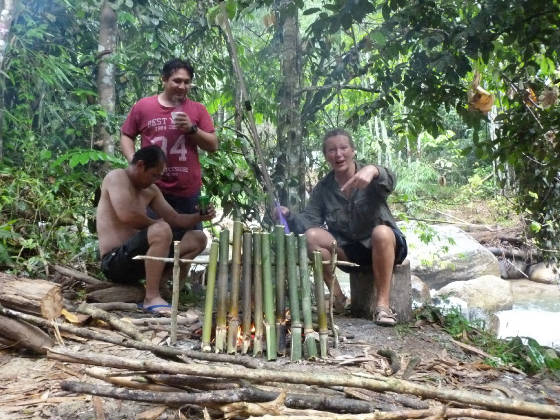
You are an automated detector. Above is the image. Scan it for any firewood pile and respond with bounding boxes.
[1,248,560,418]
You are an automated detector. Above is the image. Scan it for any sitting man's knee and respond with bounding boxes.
[148,221,173,243]
[371,225,395,245]
[304,227,324,248]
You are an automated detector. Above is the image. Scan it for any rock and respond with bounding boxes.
[499,258,527,279]
[400,222,500,289]
[528,262,559,284]
[435,275,513,313]
[509,279,560,311]
[411,275,431,308]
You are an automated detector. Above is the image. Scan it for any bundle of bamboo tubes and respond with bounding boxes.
[201,222,330,360]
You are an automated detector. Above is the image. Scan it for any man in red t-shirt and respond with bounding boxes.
[120,58,218,275]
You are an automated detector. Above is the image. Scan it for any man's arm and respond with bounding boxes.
[120,133,136,163]
[150,190,215,229]
[105,171,157,229]
[189,129,218,152]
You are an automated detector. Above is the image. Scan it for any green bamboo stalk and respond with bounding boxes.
[261,232,277,360]
[286,233,302,361]
[226,221,242,354]
[201,241,219,352]
[252,232,263,356]
[298,234,317,359]
[241,231,252,354]
[313,251,328,358]
[170,241,181,345]
[215,229,229,353]
[274,225,287,355]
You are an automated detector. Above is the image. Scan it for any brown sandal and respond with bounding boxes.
[375,306,397,326]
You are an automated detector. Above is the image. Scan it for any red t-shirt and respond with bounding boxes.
[121,95,215,197]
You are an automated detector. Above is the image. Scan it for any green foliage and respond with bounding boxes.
[418,305,560,376]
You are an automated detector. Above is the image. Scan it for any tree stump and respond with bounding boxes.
[0,272,62,319]
[349,259,412,322]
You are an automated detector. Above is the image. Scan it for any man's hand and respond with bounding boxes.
[172,112,195,133]
[199,205,217,222]
[340,165,379,193]
[272,205,290,222]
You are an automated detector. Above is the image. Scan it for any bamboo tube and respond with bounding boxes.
[329,241,339,348]
[261,232,277,360]
[286,233,302,361]
[274,225,287,356]
[227,221,243,354]
[252,232,263,356]
[215,229,230,353]
[298,234,317,359]
[170,241,181,345]
[201,241,219,352]
[241,232,252,354]
[313,251,328,358]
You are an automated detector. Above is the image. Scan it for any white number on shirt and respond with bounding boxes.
[169,135,188,161]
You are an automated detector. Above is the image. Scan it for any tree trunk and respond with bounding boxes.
[0,314,53,354]
[0,0,17,160]
[274,0,303,210]
[97,0,117,155]
[0,272,62,319]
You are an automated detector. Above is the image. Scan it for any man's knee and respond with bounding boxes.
[148,221,173,244]
[182,230,207,254]
[371,225,395,248]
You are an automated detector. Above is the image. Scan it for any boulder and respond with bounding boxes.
[528,262,559,284]
[411,275,431,308]
[434,275,513,313]
[499,258,527,279]
[400,222,500,289]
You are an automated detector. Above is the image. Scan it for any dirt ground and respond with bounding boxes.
[1,306,559,420]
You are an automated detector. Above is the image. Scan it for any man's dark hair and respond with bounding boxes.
[162,58,194,80]
[322,128,355,153]
[131,146,166,169]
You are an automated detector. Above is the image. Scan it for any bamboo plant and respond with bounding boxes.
[226,220,243,354]
[261,232,277,360]
[298,234,317,359]
[313,251,329,358]
[215,229,229,353]
[286,233,302,361]
[201,241,219,352]
[274,225,287,355]
[252,232,263,356]
[241,231,252,354]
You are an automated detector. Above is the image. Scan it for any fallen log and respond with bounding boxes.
[48,347,560,418]
[245,407,549,420]
[52,265,113,290]
[60,381,385,414]
[0,305,263,369]
[0,272,62,319]
[89,302,139,311]
[86,285,145,303]
[77,302,148,343]
[0,314,53,354]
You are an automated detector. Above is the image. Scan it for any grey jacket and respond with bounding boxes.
[288,162,398,248]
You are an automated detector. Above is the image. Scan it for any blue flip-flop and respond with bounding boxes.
[137,303,172,315]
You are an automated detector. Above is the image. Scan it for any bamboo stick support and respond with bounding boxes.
[227,221,243,354]
[215,229,230,353]
[133,255,209,264]
[298,234,317,359]
[252,232,264,356]
[170,241,180,345]
[201,241,219,352]
[274,225,287,356]
[329,241,339,348]
[241,232,252,354]
[286,233,302,361]
[313,251,329,358]
[261,232,277,360]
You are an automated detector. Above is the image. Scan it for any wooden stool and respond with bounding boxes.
[349,259,412,322]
